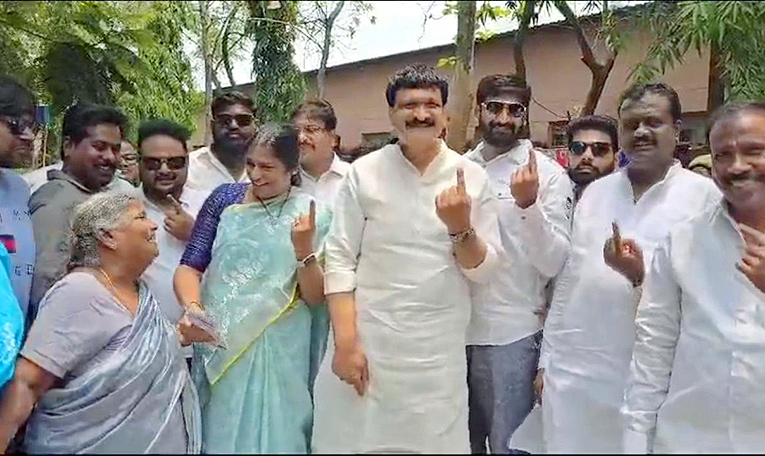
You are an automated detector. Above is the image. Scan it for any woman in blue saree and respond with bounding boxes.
[0,193,201,454]
[174,123,331,454]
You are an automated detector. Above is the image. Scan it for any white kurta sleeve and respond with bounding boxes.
[324,169,365,294]
[622,237,682,453]
[460,177,501,284]
[509,167,573,278]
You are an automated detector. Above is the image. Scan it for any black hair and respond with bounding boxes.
[291,99,337,130]
[566,115,619,150]
[385,63,448,107]
[137,119,191,153]
[0,76,35,118]
[61,103,128,159]
[476,74,531,107]
[211,90,256,118]
[618,82,682,122]
[252,122,301,186]
[706,102,765,143]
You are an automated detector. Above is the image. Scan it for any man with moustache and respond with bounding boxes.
[29,103,129,314]
[538,82,720,453]
[620,102,765,453]
[312,63,501,454]
[186,91,258,196]
[463,74,573,453]
[566,115,618,204]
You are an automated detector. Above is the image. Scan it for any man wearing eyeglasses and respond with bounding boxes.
[137,119,205,355]
[0,76,37,324]
[187,91,258,196]
[565,115,619,204]
[462,74,573,453]
[117,140,140,187]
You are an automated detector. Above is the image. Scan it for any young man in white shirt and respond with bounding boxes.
[292,99,350,207]
[463,74,573,454]
[312,63,501,454]
[620,103,765,453]
[137,120,205,350]
[566,115,619,204]
[186,91,257,195]
[538,82,721,453]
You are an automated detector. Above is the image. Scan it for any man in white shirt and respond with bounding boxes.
[292,99,350,206]
[312,63,501,454]
[463,74,573,454]
[137,120,205,346]
[565,115,619,205]
[538,82,721,453]
[621,102,765,453]
[186,91,257,195]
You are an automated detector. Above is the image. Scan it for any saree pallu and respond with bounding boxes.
[24,284,201,454]
[192,190,331,454]
[0,244,23,391]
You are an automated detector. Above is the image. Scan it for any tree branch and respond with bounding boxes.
[555,0,598,70]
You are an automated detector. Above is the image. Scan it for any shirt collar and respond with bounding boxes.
[47,169,97,194]
[300,154,346,182]
[142,187,192,212]
[202,146,247,182]
[470,139,533,166]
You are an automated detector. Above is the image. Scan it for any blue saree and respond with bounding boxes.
[0,244,22,392]
[191,189,331,454]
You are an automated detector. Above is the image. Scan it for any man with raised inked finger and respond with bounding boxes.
[538,82,720,453]
[311,63,501,454]
[619,102,765,453]
[463,74,573,454]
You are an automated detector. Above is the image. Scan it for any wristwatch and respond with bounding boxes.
[297,252,317,268]
[449,227,475,244]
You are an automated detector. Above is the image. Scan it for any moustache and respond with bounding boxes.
[405,120,435,129]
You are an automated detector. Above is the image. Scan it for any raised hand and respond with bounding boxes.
[604,221,645,287]
[291,200,316,260]
[436,168,472,234]
[510,149,540,209]
[737,224,765,294]
[164,194,195,242]
[332,340,369,396]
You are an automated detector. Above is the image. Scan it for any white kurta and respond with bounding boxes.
[185,146,248,196]
[312,143,501,454]
[623,200,765,454]
[540,162,721,453]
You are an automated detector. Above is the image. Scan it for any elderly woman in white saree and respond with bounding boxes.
[0,193,201,454]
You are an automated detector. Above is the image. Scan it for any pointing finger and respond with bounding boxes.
[527,149,537,173]
[167,194,182,213]
[309,200,316,227]
[612,221,622,254]
[456,167,466,192]
[740,223,765,246]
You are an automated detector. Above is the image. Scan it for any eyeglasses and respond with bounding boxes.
[141,156,187,171]
[295,124,327,135]
[121,154,139,165]
[214,114,255,128]
[482,101,526,118]
[569,141,612,157]
[0,115,39,136]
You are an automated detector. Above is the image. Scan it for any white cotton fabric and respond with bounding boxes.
[185,147,248,196]
[539,161,721,453]
[298,154,351,207]
[311,142,501,454]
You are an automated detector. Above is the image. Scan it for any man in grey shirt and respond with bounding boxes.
[28,103,128,314]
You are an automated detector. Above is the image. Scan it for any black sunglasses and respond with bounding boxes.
[0,115,39,136]
[141,156,187,171]
[569,141,612,157]
[214,113,255,128]
[483,101,526,118]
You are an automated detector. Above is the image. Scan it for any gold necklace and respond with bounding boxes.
[96,267,134,314]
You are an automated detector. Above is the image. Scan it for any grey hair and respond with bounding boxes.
[67,192,139,272]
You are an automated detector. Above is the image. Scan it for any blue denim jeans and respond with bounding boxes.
[467,331,542,454]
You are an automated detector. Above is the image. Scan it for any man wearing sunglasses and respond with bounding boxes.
[0,76,37,325]
[137,119,205,358]
[187,91,258,196]
[565,115,619,204]
[463,74,573,453]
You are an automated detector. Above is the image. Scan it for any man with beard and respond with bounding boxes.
[28,103,128,315]
[186,91,258,195]
[312,63,501,453]
[462,74,573,453]
[566,115,618,204]
[0,77,36,322]
[538,82,720,453]
[137,120,205,355]
[620,102,765,453]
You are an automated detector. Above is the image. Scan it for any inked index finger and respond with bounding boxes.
[167,194,183,213]
[527,149,537,172]
[612,221,622,253]
[456,167,466,191]
[309,200,316,226]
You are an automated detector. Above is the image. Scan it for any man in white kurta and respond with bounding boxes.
[539,83,721,453]
[312,64,501,454]
[622,103,765,453]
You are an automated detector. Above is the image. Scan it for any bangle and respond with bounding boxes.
[449,227,475,244]
[297,252,317,268]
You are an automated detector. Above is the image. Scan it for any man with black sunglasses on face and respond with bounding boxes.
[137,119,205,358]
[463,74,573,454]
[566,115,618,204]
[187,91,258,196]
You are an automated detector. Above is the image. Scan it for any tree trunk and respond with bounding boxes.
[317,0,345,99]
[581,54,615,116]
[512,0,535,81]
[200,0,213,146]
[446,0,476,153]
[221,2,241,87]
[706,45,725,113]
